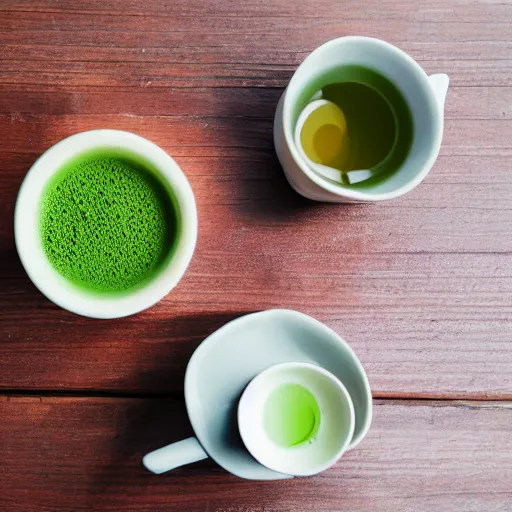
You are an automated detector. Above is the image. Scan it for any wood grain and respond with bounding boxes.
[0,396,511,512]
[2,86,511,119]
[1,0,512,509]
[2,154,512,396]
[1,251,512,397]
[1,0,512,399]
[1,0,512,88]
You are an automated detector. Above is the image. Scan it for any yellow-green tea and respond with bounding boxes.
[263,384,321,447]
[294,65,414,187]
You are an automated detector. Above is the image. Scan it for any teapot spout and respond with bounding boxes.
[428,74,449,112]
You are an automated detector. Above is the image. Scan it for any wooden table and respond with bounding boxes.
[1,1,512,510]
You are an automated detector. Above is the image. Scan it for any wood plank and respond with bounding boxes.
[0,396,510,511]
[2,86,511,120]
[1,60,511,88]
[1,249,511,397]
[3,0,512,23]
[2,10,512,38]
[1,114,511,158]
[0,87,284,117]
[1,2,511,89]
[1,21,511,49]
[3,41,508,66]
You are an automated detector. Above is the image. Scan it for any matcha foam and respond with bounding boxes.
[40,154,176,294]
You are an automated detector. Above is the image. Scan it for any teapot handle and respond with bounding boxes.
[428,74,450,112]
[143,436,208,474]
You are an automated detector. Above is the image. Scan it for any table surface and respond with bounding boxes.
[1,0,512,510]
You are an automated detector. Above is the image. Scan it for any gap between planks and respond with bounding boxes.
[1,388,511,402]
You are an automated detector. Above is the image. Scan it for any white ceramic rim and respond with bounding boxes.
[14,129,198,318]
[282,36,444,201]
[237,361,356,476]
[184,309,373,461]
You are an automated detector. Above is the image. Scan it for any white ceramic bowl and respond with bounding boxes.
[14,129,197,318]
[238,362,355,476]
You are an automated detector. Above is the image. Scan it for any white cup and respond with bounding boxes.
[14,129,197,318]
[142,309,371,480]
[274,36,449,203]
[238,362,355,476]
[143,361,355,478]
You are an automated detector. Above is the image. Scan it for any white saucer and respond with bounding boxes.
[184,309,372,480]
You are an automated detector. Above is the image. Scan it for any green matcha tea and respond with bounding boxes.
[40,149,178,294]
[264,384,321,447]
[293,65,414,187]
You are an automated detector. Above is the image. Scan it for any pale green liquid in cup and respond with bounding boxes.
[263,384,321,447]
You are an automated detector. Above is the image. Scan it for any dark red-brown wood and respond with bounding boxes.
[1,0,511,509]
[1,397,511,512]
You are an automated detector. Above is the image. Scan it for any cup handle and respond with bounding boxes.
[142,437,208,474]
[428,74,450,112]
